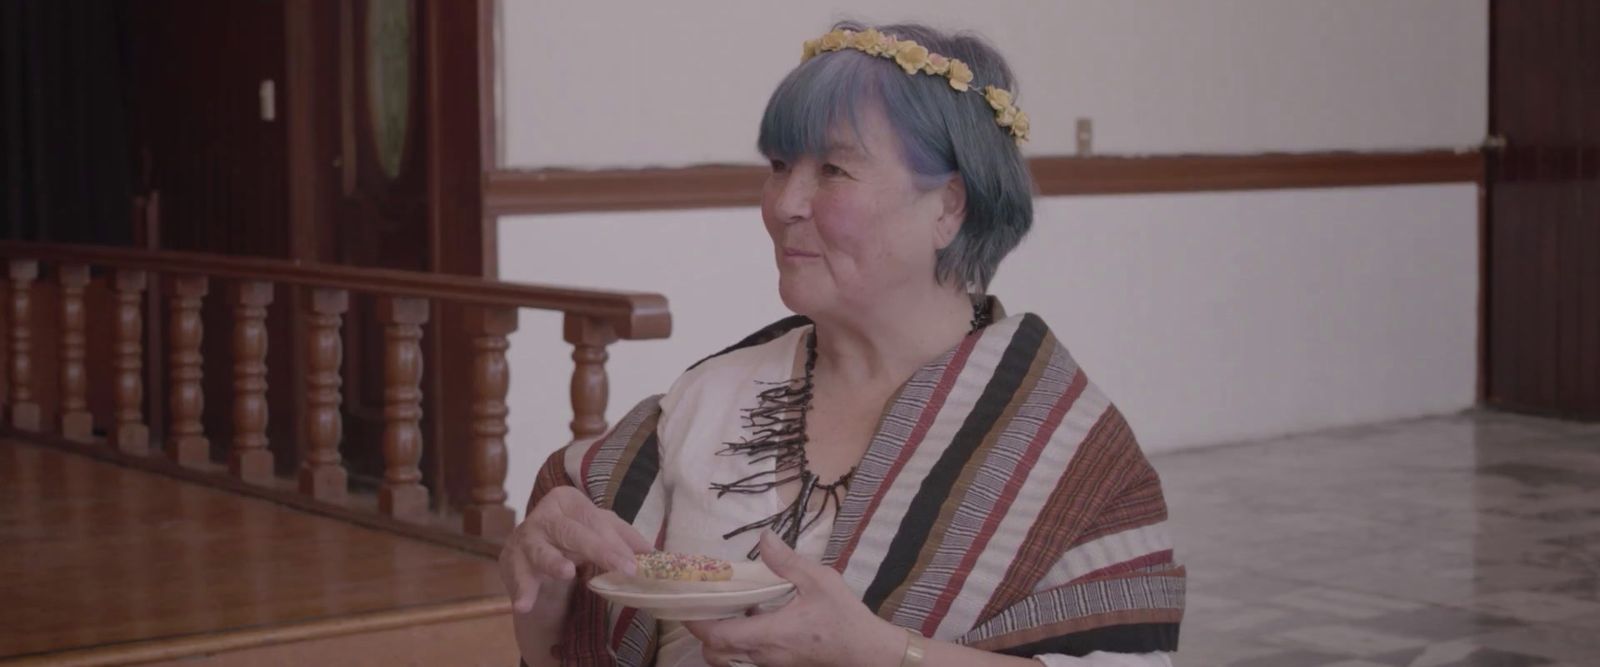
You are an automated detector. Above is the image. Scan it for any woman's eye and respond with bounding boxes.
[768,159,788,173]
[821,163,849,178]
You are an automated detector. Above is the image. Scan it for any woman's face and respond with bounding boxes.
[761,103,958,321]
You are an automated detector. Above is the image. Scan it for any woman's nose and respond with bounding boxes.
[773,172,814,224]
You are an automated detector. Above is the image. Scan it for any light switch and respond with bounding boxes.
[259,80,276,122]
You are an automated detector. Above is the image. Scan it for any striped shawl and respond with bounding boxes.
[527,313,1184,665]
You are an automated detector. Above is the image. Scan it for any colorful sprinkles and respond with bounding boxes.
[634,552,734,582]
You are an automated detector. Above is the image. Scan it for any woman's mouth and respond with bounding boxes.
[783,247,821,258]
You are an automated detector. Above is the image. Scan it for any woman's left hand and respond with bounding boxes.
[684,531,907,667]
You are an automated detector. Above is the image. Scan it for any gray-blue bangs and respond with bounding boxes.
[757,50,954,186]
[755,22,1035,292]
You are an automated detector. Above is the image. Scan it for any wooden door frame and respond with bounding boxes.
[422,0,500,510]
[280,0,497,509]
[1481,0,1498,407]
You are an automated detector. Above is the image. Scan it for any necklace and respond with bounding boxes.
[711,298,993,559]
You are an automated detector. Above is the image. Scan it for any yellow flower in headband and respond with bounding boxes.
[983,86,1013,112]
[851,28,884,54]
[875,33,897,56]
[796,27,1028,144]
[946,60,974,92]
[894,43,930,75]
[819,29,849,52]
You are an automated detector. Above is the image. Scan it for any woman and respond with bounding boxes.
[503,21,1184,667]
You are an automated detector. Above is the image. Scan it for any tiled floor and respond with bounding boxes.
[1156,410,1600,666]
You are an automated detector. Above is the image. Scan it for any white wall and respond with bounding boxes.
[498,185,1478,511]
[491,0,1488,513]
[499,0,1486,167]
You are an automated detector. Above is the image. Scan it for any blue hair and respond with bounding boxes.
[757,21,1035,291]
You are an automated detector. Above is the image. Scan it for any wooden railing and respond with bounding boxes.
[0,241,670,548]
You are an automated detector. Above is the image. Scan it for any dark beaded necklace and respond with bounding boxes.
[712,299,993,559]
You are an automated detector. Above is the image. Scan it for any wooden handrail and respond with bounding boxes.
[0,241,671,339]
[0,240,672,544]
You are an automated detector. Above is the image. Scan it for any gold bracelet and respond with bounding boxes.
[899,628,927,667]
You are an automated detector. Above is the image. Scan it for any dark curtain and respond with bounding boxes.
[0,0,134,245]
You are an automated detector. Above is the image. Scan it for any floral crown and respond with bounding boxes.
[801,28,1029,144]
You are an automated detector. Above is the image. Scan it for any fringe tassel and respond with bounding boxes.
[710,331,857,558]
[711,298,990,559]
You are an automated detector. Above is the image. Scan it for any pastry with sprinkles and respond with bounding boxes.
[634,552,734,582]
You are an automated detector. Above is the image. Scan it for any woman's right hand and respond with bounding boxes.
[500,486,654,613]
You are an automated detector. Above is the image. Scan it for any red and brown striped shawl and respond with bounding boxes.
[522,312,1183,665]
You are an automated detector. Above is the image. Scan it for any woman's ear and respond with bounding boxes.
[934,175,967,250]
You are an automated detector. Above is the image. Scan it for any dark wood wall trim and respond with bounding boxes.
[484,150,1484,216]
[484,164,769,215]
[1031,150,1483,195]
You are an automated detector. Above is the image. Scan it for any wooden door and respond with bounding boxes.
[1485,0,1600,418]
[288,0,492,505]
[123,0,492,498]
[315,0,432,489]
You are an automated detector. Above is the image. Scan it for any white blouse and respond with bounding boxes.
[648,328,1174,667]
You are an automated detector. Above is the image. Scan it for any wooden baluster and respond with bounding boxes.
[378,297,429,520]
[7,260,39,431]
[167,275,209,466]
[299,288,347,501]
[57,264,92,441]
[111,270,149,453]
[230,281,274,483]
[565,314,617,443]
[464,306,517,539]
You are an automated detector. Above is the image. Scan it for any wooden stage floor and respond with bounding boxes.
[0,437,507,661]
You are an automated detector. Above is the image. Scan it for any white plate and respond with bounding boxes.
[587,561,796,620]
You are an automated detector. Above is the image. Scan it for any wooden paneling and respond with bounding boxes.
[1485,0,1600,418]
[484,150,1483,216]
[0,437,503,661]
